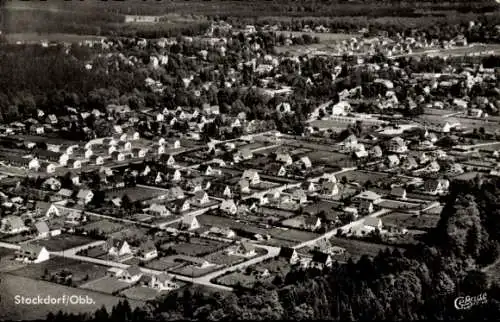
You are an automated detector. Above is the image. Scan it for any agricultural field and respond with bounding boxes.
[216,271,260,289]
[9,257,108,287]
[0,233,33,244]
[4,33,105,44]
[0,273,145,321]
[80,276,131,294]
[0,248,25,273]
[306,150,352,167]
[376,199,421,211]
[33,234,97,252]
[104,186,167,203]
[381,212,440,231]
[275,31,357,42]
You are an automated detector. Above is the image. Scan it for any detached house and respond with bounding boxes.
[424,179,449,195]
[76,189,94,205]
[118,266,143,283]
[104,239,132,258]
[310,251,333,269]
[220,199,238,215]
[278,247,299,264]
[227,241,256,257]
[35,201,60,218]
[180,213,200,231]
[147,204,171,217]
[391,186,407,199]
[143,273,179,291]
[242,169,260,185]
[170,199,190,213]
[16,244,50,263]
[191,191,210,205]
[1,215,27,234]
[137,240,158,261]
[276,152,293,165]
[387,137,407,153]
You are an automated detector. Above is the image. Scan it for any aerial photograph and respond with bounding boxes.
[0,0,499,320]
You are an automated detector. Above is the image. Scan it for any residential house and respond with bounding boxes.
[359,200,374,215]
[227,241,256,257]
[192,191,210,205]
[160,154,176,167]
[144,273,179,291]
[320,182,339,197]
[233,149,253,162]
[131,148,148,159]
[209,183,232,199]
[171,199,191,213]
[424,179,449,195]
[401,156,418,170]
[292,189,308,204]
[276,152,293,165]
[207,226,236,239]
[35,201,60,218]
[119,266,143,283]
[34,221,50,238]
[362,217,383,232]
[220,199,238,215]
[167,186,185,200]
[76,189,94,205]
[111,151,125,162]
[370,145,383,158]
[391,186,407,199]
[304,216,322,231]
[104,239,132,257]
[298,156,312,169]
[310,251,333,269]
[387,155,400,168]
[90,155,104,165]
[41,177,61,191]
[137,240,158,261]
[388,137,408,153]
[242,169,260,185]
[355,191,382,203]
[16,244,50,263]
[147,204,171,217]
[0,215,27,234]
[278,247,299,264]
[180,213,200,230]
[265,163,287,177]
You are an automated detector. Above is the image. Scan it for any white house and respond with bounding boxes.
[16,244,50,263]
[105,239,132,257]
[220,199,238,215]
[241,169,260,185]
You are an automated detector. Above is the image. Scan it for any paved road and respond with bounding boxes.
[194,244,281,288]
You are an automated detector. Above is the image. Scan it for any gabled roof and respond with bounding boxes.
[35,221,50,234]
[20,243,45,256]
[279,247,296,259]
[312,251,331,264]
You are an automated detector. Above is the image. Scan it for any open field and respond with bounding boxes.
[276,31,357,42]
[381,212,440,231]
[0,273,145,320]
[4,33,105,44]
[413,43,500,58]
[33,234,97,252]
[80,276,131,294]
[217,271,260,288]
[171,264,221,277]
[104,186,167,203]
[10,257,108,287]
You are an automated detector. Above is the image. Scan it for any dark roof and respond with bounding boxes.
[278,247,296,259]
[312,251,331,264]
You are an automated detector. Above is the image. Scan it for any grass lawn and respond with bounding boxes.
[80,276,131,294]
[1,233,34,244]
[216,271,258,288]
[162,238,228,257]
[381,212,440,231]
[104,186,168,203]
[0,248,25,273]
[81,219,127,235]
[0,273,145,321]
[10,257,108,286]
[336,170,389,185]
[329,237,397,260]
[33,234,97,252]
[203,251,246,266]
[120,286,164,301]
[145,258,184,271]
[171,264,221,277]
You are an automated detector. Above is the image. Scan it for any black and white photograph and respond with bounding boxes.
[0,0,499,320]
